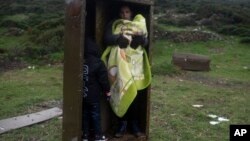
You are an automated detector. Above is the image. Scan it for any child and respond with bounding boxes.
[82,37,111,141]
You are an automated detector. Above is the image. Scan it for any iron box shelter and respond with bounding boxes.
[63,0,154,140]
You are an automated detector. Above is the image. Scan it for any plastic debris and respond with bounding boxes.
[209,121,220,125]
[28,66,35,69]
[0,127,5,131]
[208,114,229,125]
[218,117,229,122]
[208,114,217,118]
[192,104,203,108]
[243,66,248,69]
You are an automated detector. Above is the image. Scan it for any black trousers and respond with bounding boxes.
[82,102,101,136]
[120,94,139,121]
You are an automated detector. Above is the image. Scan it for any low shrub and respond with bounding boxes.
[176,17,197,26]
[0,19,28,29]
[49,51,64,63]
[158,18,175,26]
[216,25,250,37]
[34,17,64,30]
[240,37,250,44]
[30,25,64,52]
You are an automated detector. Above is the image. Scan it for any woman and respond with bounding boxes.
[102,5,151,138]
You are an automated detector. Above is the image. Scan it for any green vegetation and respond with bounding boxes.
[153,37,250,82]
[0,0,64,65]
[1,34,249,141]
[150,75,249,141]
[0,66,63,119]
[155,0,250,39]
[0,34,29,49]
[155,24,195,32]
[1,119,62,141]
[150,37,250,141]
[0,66,63,141]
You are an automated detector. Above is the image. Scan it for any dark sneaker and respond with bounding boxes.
[115,121,127,138]
[114,132,124,138]
[95,134,108,141]
[82,133,88,141]
[134,132,145,138]
[131,120,144,137]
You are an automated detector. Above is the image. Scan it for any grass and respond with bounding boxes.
[149,75,250,141]
[48,51,64,62]
[149,36,250,140]
[0,35,29,50]
[3,14,29,22]
[0,65,63,119]
[0,27,64,64]
[0,29,30,50]
[0,28,7,33]
[0,65,63,141]
[153,37,250,82]
[0,119,62,141]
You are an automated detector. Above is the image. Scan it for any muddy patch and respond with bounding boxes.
[0,61,28,73]
[25,100,63,114]
[180,71,250,89]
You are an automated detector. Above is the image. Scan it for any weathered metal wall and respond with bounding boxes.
[144,4,154,138]
[63,0,85,140]
[63,0,153,140]
[94,1,154,140]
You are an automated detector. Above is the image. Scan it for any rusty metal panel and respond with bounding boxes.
[95,0,108,48]
[144,5,153,139]
[95,1,114,133]
[63,0,153,140]
[63,0,85,141]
